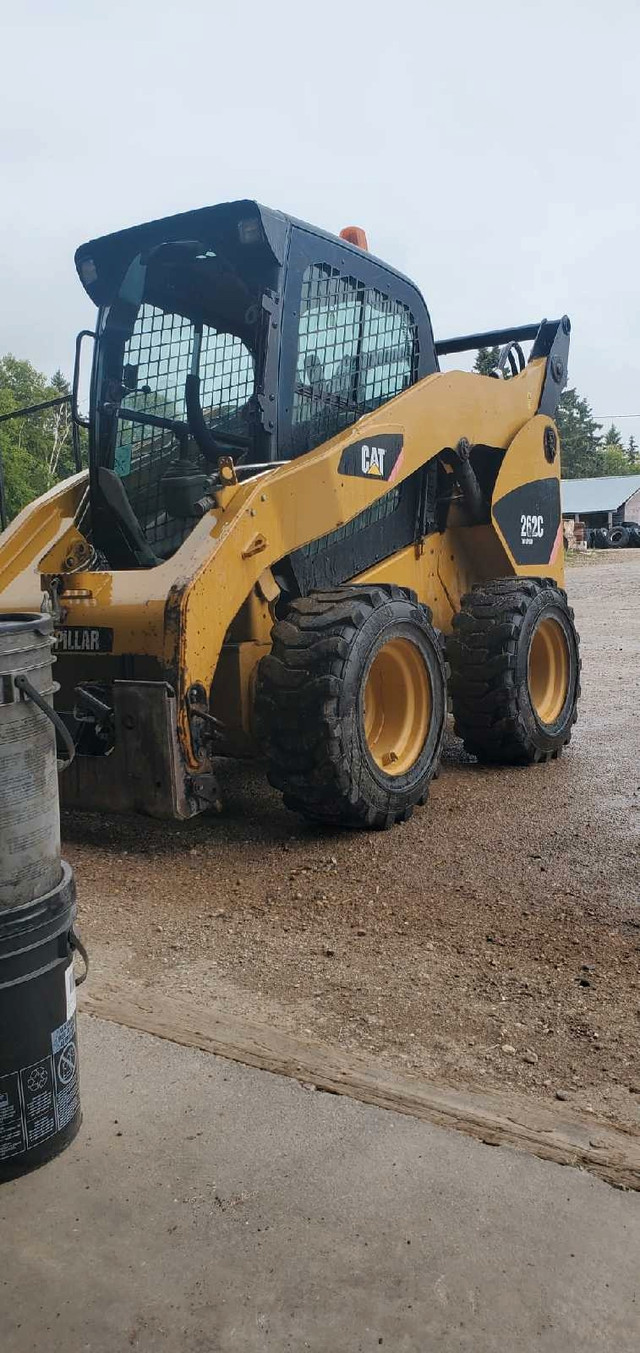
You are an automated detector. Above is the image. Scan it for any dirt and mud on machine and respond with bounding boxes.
[0,201,581,828]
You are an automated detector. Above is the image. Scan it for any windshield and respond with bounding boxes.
[113,304,254,555]
[93,246,262,561]
[116,305,254,475]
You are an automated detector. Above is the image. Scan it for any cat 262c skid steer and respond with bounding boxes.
[0,200,580,828]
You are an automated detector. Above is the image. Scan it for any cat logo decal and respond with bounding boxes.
[338,434,404,482]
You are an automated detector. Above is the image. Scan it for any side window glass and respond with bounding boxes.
[359,291,417,411]
[292,264,419,455]
[292,265,363,454]
[359,296,414,411]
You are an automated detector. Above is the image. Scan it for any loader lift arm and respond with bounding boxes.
[436,316,570,418]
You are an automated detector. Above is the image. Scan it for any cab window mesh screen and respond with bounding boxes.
[292,264,418,455]
[200,327,254,439]
[115,304,253,555]
[360,296,416,409]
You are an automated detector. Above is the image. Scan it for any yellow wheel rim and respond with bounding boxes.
[363,638,432,776]
[528,617,570,725]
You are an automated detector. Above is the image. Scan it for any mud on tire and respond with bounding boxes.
[447,577,581,765]
[255,584,447,829]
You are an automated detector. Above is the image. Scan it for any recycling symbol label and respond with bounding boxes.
[27,1065,49,1093]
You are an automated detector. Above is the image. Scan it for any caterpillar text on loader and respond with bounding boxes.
[0,201,580,828]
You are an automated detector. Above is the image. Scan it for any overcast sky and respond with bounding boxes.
[2,0,639,443]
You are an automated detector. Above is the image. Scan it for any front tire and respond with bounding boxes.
[447,577,581,764]
[255,585,447,828]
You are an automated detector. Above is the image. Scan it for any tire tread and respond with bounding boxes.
[447,577,581,765]
[255,584,444,828]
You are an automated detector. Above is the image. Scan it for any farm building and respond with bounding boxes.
[561,475,640,528]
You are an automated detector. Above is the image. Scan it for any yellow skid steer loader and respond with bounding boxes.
[0,201,580,828]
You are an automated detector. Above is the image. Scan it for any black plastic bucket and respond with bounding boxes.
[0,862,86,1181]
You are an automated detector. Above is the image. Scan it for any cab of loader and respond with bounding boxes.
[74,199,438,569]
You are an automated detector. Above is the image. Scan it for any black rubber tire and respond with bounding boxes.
[255,584,447,829]
[447,577,581,765]
[628,525,640,548]
[609,526,630,549]
[593,528,610,549]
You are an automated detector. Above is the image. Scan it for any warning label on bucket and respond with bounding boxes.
[0,1017,80,1162]
[0,1071,26,1161]
[51,1015,80,1131]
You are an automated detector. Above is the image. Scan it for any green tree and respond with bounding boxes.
[603,422,624,449]
[601,443,633,475]
[473,346,501,376]
[556,388,602,478]
[598,421,637,475]
[0,355,81,521]
[0,391,36,518]
[627,435,638,468]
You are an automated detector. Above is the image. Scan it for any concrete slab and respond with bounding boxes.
[1,1015,639,1352]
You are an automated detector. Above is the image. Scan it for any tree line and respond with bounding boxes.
[0,349,637,526]
[0,354,84,521]
[474,347,639,479]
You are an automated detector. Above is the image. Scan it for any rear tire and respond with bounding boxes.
[447,577,581,765]
[609,526,630,549]
[255,585,446,828]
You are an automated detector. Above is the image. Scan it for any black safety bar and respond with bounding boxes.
[102,401,190,448]
[0,394,71,425]
[435,323,541,356]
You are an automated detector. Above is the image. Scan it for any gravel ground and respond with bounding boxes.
[64,553,640,1127]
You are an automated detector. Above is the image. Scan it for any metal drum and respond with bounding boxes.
[0,613,63,910]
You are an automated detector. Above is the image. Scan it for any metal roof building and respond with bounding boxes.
[561,475,640,526]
